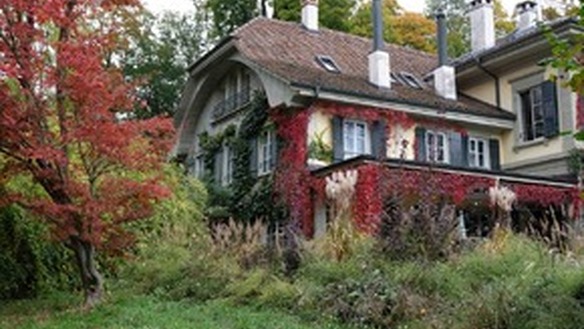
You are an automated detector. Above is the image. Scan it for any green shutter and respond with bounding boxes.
[249,137,258,175]
[449,132,465,167]
[332,117,344,162]
[371,120,387,160]
[214,150,223,183]
[542,80,559,138]
[415,127,426,162]
[489,139,501,171]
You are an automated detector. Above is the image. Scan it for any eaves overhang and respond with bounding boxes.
[290,83,516,130]
[454,18,581,79]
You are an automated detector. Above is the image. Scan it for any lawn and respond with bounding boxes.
[0,293,349,329]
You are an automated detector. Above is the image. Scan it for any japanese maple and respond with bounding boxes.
[0,0,174,307]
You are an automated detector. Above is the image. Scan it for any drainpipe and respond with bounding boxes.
[474,55,501,108]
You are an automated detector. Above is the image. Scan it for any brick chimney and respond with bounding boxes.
[468,0,495,52]
[301,0,318,31]
[433,9,457,100]
[368,0,391,89]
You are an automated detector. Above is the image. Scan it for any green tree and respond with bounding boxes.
[122,9,207,118]
[274,0,356,32]
[205,0,259,38]
[425,0,515,58]
[350,0,436,53]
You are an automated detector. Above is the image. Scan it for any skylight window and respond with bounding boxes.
[315,55,341,73]
[398,72,423,89]
[390,72,402,85]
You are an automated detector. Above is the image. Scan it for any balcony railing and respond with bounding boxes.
[212,89,251,122]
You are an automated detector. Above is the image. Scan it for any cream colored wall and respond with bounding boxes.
[306,109,420,162]
[460,64,573,169]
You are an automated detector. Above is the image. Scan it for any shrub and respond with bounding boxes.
[0,205,77,300]
[378,200,459,261]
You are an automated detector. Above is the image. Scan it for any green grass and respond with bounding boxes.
[0,292,351,329]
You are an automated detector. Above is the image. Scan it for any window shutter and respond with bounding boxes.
[270,133,278,169]
[249,138,258,175]
[414,127,426,161]
[542,80,559,138]
[461,135,469,167]
[214,150,223,183]
[449,132,466,167]
[489,138,501,171]
[332,117,344,162]
[371,120,387,160]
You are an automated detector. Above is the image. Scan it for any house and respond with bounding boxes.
[173,0,582,238]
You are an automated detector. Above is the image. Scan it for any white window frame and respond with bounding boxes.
[468,137,490,169]
[222,145,234,186]
[425,130,449,164]
[343,119,370,159]
[258,130,275,176]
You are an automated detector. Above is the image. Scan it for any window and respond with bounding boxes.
[222,145,234,186]
[315,55,341,73]
[425,130,448,163]
[520,85,544,141]
[468,137,490,169]
[343,120,370,159]
[398,72,423,89]
[213,69,252,121]
[258,130,275,175]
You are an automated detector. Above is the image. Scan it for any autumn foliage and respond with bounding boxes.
[0,0,174,306]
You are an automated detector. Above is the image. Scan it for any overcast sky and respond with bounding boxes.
[143,0,523,16]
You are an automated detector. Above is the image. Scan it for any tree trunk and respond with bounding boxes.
[70,237,103,308]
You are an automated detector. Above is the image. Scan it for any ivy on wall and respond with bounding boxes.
[198,92,287,224]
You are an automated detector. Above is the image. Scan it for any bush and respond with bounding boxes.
[378,200,459,261]
[0,205,77,300]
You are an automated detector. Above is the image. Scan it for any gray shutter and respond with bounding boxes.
[270,132,278,170]
[332,117,344,162]
[461,135,469,167]
[415,127,426,162]
[249,138,258,175]
[489,139,501,171]
[542,80,559,138]
[449,132,464,167]
[214,150,223,183]
[371,120,387,160]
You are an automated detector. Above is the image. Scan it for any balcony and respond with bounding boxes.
[212,89,251,123]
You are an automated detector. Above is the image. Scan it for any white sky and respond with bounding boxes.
[143,0,523,17]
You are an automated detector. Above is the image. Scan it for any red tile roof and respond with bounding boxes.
[230,17,515,120]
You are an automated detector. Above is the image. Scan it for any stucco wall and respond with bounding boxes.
[460,63,576,176]
[191,67,263,155]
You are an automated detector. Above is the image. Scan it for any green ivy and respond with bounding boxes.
[198,91,288,225]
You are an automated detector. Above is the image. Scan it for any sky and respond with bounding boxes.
[143,0,524,17]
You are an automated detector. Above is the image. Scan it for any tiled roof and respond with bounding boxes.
[231,17,515,120]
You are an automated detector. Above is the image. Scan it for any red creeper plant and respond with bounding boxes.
[0,0,174,307]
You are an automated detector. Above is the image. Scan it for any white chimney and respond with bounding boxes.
[368,0,391,89]
[434,10,457,100]
[516,1,539,31]
[468,0,495,52]
[301,0,318,31]
[434,66,457,100]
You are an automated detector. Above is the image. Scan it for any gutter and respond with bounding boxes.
[473,54,501,109]
[291,83,515,129]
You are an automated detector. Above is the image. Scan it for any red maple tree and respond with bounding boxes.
[0,0,174,307]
